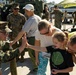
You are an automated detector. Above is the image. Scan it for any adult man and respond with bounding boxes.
[10,4,41,73]
[0,28,25,75]
[72,11,76,28]
[7,3,26,62]
[35,20,62,75]
[18,19,61,75]
[51,5,63,29]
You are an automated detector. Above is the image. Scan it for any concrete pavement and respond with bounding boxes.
[1,52,76,75]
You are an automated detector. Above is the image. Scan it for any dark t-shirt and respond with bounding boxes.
[46,46,74,75]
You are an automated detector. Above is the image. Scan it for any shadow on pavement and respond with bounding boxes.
[1,57,35,75]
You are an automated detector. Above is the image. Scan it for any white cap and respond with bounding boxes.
[5,25,12,33]
[23,4,34,11]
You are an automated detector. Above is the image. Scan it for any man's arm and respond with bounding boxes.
[26,42,46,52]
[10,30,25,46]
[22,35,47,52]
[0,42,25,63]
[35,40,40,65]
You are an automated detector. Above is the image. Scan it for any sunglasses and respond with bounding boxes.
[14,8,19,10]
[40,27,49,35]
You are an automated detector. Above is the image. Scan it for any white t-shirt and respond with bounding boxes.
[35,27,62,56]
[35,27,61,47]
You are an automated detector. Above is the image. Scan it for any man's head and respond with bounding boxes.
[11,3,20,15]
[38,20,52,36]
[0,26,12,41]
[44,4,48,10]
[68,35,76,53]
[23,4,34,17]
[54,5,59,10]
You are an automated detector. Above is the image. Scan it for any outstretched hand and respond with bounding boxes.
[22,34,29,48]
[19,34,29,53]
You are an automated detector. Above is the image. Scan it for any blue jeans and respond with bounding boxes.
[37,52,48,75]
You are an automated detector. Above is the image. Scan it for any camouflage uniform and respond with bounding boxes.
[72,11,76,28]
[7,12,26,39]
[51,9,63,29]
[7,12,26,62]
[7,8,26,75]
[0,41,20,67]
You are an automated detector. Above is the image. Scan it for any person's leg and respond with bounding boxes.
[0,70,2,75]
[12,42,20,62]
[18,40,25,63]
[28,37,38,72]
[19,50,25,62]
[55,20,62,29]
[0,61,2,75]
[37,52,48,75]
[10,58,17,75]
[73,21,76,28]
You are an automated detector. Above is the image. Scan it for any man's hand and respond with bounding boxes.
[35,58,39,66]
[9,41,14,47]
[18,34,27,53]
[21,34,29,48]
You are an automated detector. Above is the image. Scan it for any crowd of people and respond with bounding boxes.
[0,2,76,75]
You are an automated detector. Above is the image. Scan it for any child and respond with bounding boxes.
[23,32,74,75]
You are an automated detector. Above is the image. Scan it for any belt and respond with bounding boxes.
[27,36,35,39]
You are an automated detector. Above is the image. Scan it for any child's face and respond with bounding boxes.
[53,38,63,49]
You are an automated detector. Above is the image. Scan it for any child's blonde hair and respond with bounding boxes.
[52,32,67,42]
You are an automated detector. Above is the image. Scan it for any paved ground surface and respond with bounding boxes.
[1,21,76,75]
[1,52,76,75]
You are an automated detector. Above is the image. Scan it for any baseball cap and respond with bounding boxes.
[14,6,19,9]
[5,26,12,33]
[12,3,19,9]
[23,4,34,11]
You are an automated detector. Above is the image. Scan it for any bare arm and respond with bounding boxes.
[27,44,47,52]
[35,40,40,65]
[10,30,26,46]
[52,67,73,74]
[19,34,47,52]
[58,67,73,73]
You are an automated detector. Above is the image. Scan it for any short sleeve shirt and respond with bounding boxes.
[22,14,41,37]
[46,46,74,75]
[35,27,62,47]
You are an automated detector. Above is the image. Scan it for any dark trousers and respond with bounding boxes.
[27,37,37,69]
